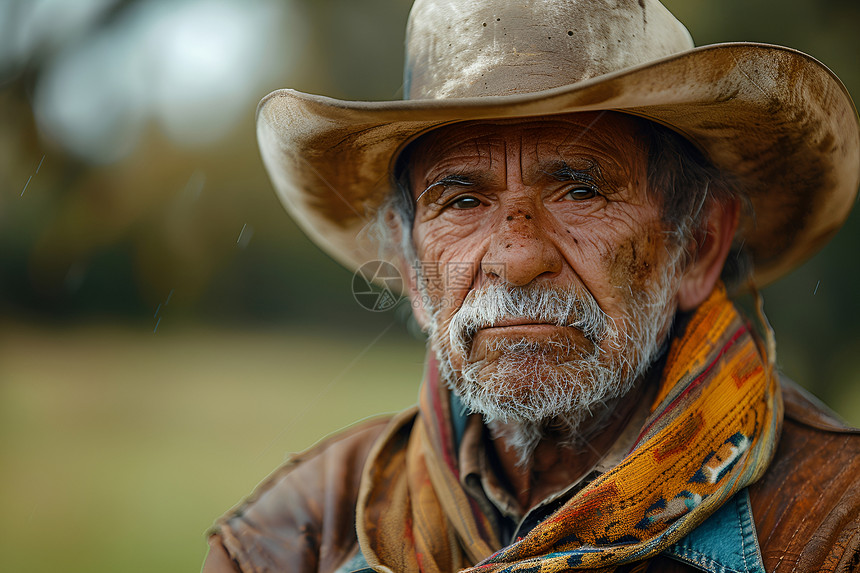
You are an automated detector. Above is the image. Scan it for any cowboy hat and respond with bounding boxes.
[256,0,859,287]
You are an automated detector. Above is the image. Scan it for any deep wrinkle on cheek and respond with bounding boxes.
[413,220,486,294]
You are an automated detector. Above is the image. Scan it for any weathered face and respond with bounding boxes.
[407,112,685,436]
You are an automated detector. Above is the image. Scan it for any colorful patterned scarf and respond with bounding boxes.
[357,286,782,572]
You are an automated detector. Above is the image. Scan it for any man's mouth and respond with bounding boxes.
[476,323,566,337]
[467,322,594,362]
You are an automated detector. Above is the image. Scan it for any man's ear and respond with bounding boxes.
[677,199,740,311]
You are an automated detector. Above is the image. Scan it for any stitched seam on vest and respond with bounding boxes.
[778,432,847,571]
[797,436,858,571]
[759,423,815,558]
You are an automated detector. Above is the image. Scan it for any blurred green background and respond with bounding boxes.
[1,1,858,571]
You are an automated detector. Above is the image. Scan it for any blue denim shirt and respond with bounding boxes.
[338,490,766,572]
[662,488,766,573]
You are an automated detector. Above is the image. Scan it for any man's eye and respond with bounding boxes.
[450,196,482,209]
[564,187,597,201]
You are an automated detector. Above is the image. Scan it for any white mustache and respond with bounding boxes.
[447,283,617,356]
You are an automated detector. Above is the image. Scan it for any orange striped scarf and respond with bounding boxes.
[357,286,782,572]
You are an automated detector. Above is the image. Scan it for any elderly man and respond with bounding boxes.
[203,1,860,571]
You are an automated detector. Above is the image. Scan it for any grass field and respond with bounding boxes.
[0,321,426,573]
[1,320,858,572]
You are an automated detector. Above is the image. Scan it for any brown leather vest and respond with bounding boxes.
[206,379,860,572]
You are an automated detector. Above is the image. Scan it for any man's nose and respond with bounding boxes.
[481,206,563,286]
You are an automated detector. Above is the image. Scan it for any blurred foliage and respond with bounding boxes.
[1,1,859,571]
[0,322,426,573]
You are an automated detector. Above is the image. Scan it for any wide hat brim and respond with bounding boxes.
[257,42,859,288]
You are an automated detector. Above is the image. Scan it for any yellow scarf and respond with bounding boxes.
[357,286,782,572]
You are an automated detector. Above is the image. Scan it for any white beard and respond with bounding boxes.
[419,255,683,464]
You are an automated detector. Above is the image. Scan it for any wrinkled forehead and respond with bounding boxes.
[404,111,649,188]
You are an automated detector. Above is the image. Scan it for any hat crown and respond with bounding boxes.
[404,0,694,100]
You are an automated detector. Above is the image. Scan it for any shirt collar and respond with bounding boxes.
[663,488,766,573]
[449,393,767,573]
[454,386,654,523]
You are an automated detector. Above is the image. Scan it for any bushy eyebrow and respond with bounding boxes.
[542,160,599,184]
[416,174,475,203]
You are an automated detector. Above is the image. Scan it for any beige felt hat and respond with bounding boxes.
[256,0,860,287]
